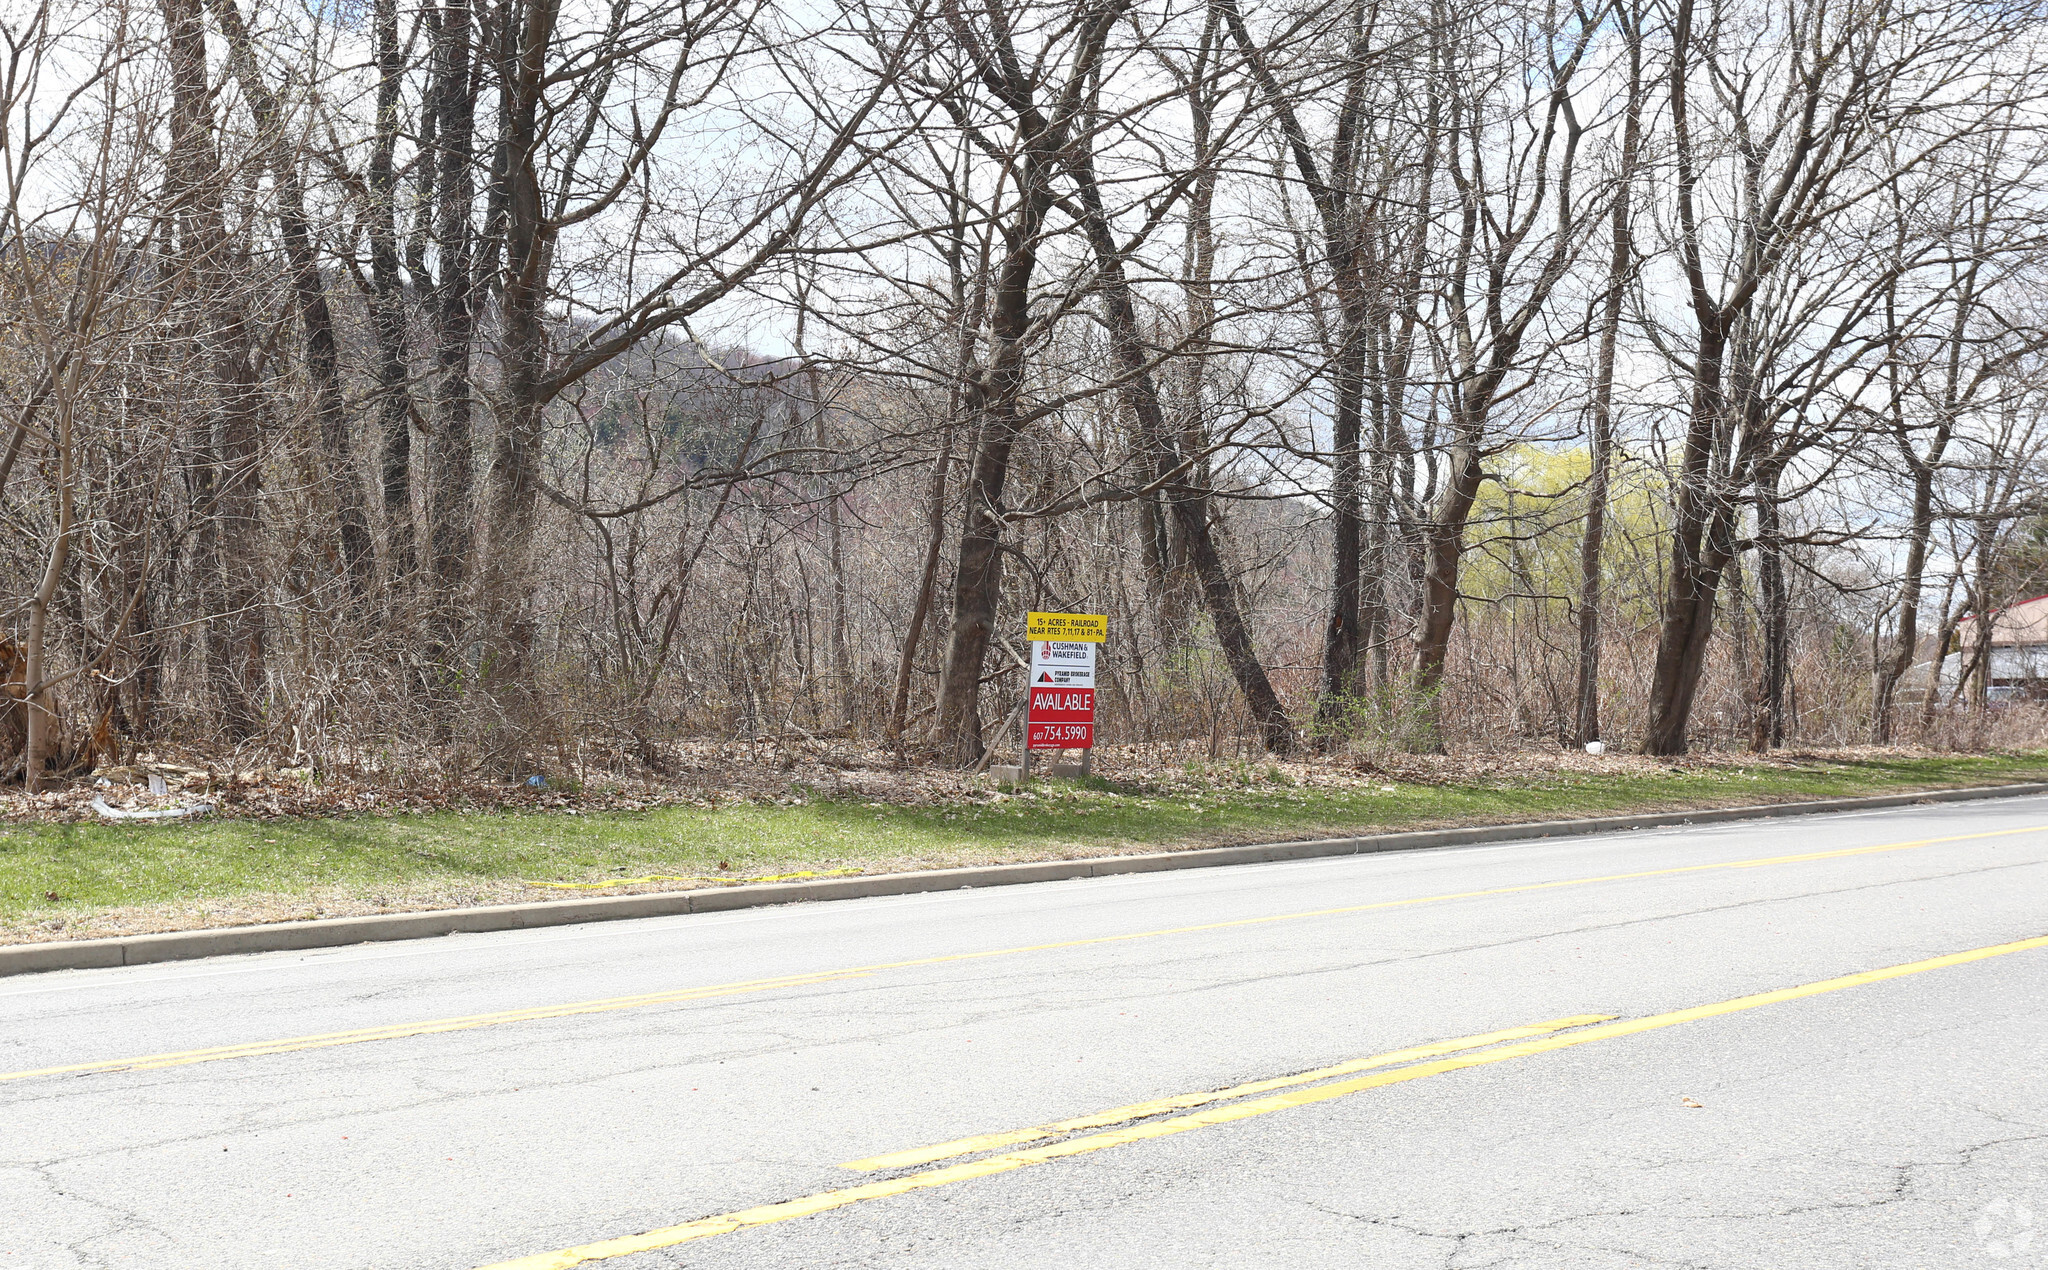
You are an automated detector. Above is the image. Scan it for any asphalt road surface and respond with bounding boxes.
[4,795,2047,1270]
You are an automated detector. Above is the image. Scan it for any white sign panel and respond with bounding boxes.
[1030,639,1096,688]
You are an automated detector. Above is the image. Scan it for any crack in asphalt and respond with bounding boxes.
[1297,1199,1670,1270]
[7,1158,174,1270]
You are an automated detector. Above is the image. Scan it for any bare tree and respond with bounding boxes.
[1639,0,2034,753]
[1571,0,1644,748]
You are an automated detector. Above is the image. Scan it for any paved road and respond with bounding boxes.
[3,796,2047,1270]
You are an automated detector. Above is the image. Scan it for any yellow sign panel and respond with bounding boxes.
[1026,611,1108,643]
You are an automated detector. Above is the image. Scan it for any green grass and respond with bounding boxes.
[4,750,2045,930]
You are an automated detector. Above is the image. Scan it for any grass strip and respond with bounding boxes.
[2,750,2043,938]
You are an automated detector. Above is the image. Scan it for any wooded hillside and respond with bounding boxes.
[4,0,2047,787]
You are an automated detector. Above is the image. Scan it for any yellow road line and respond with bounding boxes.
[0,971,871,1083]
[6,821,2041,1085]
[476,932,2048,1270]
[841,1013,1614,1170]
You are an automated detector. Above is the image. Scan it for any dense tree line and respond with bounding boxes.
[3,0,2047,786]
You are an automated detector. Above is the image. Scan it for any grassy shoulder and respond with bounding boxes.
[4,748,2044,944]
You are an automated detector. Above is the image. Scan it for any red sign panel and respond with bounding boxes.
[1028,721,1095,750]
[1027,686,1094,750]
[1028,688,1094,723]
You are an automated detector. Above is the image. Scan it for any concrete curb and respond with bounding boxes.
[6,779,2047,979]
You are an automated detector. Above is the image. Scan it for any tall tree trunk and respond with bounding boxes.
[427,0,479,626]
[1641,0,1722,757]
[1177,492,1296,752]
[1921,574,1962,727]
[1572,9,1639,747]
[1963,526,1996,710]
[1410,425,1483,709]
[932,1,1117,764]
[1641,234,1731,759]
[809,369,854,727]
[118,472,161,739]
[1360,330,1389,686]
[933,420,1018,765]
[1642,346,1738,756]
[207,0,372,605]
[1572,305,1618,746]
[1873,264,1976,740]
[1750,463,1789,749]
[933,195,1046,764]
[1158,17,1222,656]
[890,427,952,744]
[369,0,415,591]
[1316,320,1368,735]
[164,0,266,738]
[1871,476,1938,743]
[480,0,561,694]
[1068,139,1297,753]
[21,404,74,791]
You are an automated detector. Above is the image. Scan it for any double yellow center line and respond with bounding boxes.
[477,931,2048,1269]
[3,821,2041,1086]
[839,1013,1619,1171]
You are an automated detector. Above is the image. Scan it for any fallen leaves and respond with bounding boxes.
[0,740,2006,827]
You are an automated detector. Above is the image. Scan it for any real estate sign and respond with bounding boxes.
[1024,613,1105,750]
